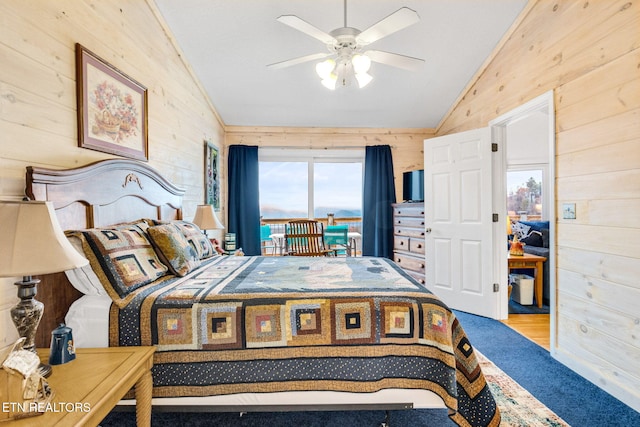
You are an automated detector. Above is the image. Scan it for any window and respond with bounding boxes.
[259,149,364,219]
[507,168,544,220]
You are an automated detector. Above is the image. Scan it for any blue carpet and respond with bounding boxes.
[508,299,549,314]
[101,311,640,426]
[453,310,640,427]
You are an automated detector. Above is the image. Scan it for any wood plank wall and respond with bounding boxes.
[437,0,640,410]
[0,0,223,347]
[225,126,433,200]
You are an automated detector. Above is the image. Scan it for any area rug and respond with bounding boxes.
[476,350,570,427]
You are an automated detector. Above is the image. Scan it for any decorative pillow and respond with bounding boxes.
[147,224,201,276]
[71,226,168,303]
[64,234,107,296]
[172,221,216,259]
[149,220,216,259]
[110,219,151,232]
[519,220,550,233]
[521,230,543,247]
[511,222,531,240]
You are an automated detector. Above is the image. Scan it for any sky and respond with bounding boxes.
[259,161,363,216]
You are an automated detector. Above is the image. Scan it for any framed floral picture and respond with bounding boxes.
[205,141,220,210]
[75,43,148,161]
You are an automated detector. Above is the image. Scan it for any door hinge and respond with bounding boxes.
[491,142,498,152]
[493,283,500,292]
[492,213,499,222]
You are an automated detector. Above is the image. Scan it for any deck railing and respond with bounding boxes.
[261,217,362,235]
[260,217,363,256]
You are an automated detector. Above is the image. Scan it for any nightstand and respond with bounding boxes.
[6,346,154,427]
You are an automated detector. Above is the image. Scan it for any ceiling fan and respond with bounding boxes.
[267,0,424,90]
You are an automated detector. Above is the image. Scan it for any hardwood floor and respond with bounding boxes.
[500,314,550,350]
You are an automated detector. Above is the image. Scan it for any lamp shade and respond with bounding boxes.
[0,201,88,277]
[192,204,225,230]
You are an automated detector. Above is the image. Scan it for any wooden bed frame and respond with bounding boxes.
[26,159,447,421]
[26,159,185,348]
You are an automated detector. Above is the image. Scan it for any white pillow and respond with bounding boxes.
[511,222,531,240]
[64,235,106,296]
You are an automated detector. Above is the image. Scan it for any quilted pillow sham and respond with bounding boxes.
[147,224,201,276]
[69,225,168,304]
[150,220,216,259]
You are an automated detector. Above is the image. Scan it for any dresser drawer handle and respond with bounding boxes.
[420,264,425,269]
[416,244,422,249]
[400,241,405,246]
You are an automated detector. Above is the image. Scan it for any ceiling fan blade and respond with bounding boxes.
[267,52,332,70]
[356,7,420,45]
[276,15,336,44]
[365,50,425,71]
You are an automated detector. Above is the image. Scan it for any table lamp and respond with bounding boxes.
[0,200,89,377]
[192,204,225,234]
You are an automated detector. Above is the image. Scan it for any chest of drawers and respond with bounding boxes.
[392,203,426,284]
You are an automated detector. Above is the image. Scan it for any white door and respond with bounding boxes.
[424,127,500,318]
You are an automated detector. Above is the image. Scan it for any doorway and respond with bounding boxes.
[490,91,556,353]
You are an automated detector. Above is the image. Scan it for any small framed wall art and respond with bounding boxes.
[205,141,220,210]
[75,43,148,161]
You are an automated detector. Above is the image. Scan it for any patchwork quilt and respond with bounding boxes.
[109,256,500,426]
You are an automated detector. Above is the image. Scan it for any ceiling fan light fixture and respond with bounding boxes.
[351,54,371,74]
[315,59,336,79]
[321,76,337,90]
[355,71,373,88]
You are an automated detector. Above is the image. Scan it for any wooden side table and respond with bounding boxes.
[6,346,154,427]
[508,253,547,308]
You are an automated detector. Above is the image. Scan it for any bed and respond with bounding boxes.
[26,159,500,426]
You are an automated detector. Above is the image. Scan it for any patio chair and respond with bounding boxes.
[284,220,336,257]
[324,225,350,256]
[260,224,276,255]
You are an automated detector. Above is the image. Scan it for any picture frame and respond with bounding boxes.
[205,141,220,210]
[75,43,148,161]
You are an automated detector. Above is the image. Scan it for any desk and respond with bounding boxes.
[6,347,155,427]
[508,253,547,308]
[270,232,361,256]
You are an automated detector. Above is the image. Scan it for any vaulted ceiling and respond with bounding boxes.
[154,0,528,129]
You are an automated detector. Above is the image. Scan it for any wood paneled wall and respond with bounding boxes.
[225,126,433,199]
[0,0,223,347]
[437,0,640,410]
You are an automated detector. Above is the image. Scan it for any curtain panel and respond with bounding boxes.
[227,145,261,255]
[362,145,396,258]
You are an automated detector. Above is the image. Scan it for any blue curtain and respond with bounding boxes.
[362,145,396,258]
[227,145,261,255]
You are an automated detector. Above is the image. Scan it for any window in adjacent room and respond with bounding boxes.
[259,148,364,219]
[507,167,544,221]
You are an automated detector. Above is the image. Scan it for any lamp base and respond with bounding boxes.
[11,276,51,377]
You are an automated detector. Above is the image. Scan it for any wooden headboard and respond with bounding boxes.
[25,159,186,347]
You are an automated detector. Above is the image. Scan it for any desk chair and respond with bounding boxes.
[284,220,336,257]
[324,225,350,256]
